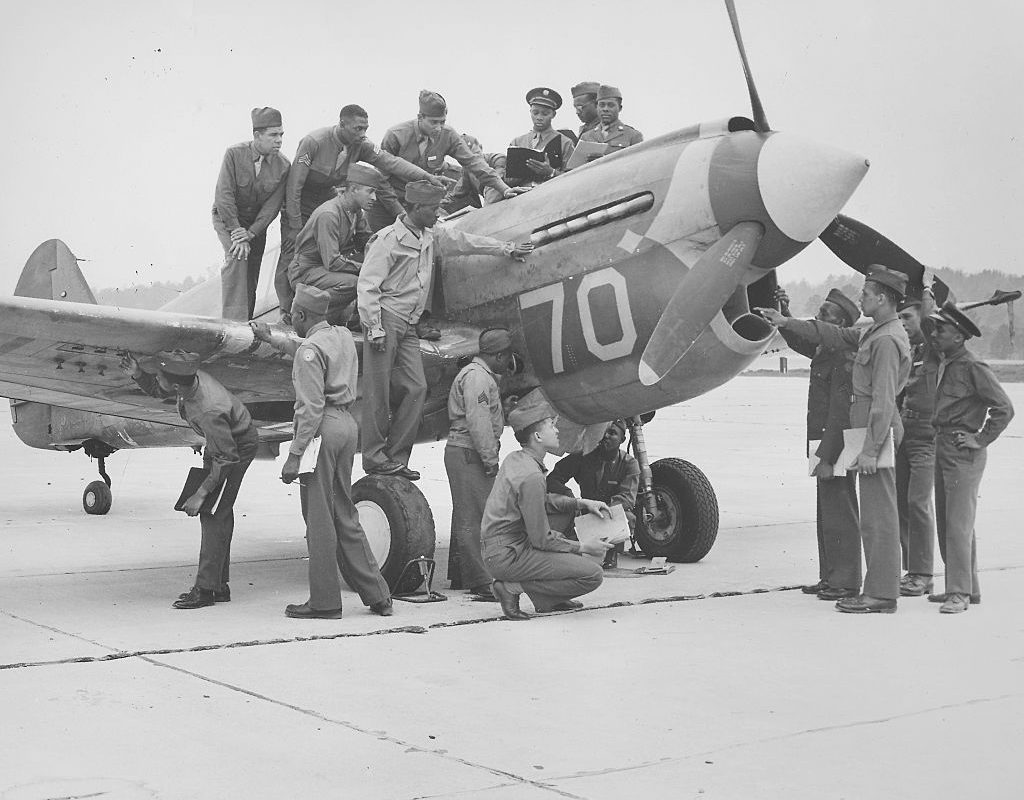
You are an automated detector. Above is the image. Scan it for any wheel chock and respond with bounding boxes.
[391,556,448,603]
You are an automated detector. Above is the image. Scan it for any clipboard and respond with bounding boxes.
[834,427,895,476]
[565,140,609,170]
[174,467,225,514]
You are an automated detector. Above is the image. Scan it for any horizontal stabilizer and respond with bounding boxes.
[15,239,96,304]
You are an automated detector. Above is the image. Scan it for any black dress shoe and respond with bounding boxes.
[492,580,529,620]
[396,466,421,481]
[370,599,394,616]
[818,587,857,601]
[928,592,981,605]
[801,580,829,595]
[285,602,343,619]
[172,587,216,609]
[365,461,405,476]
[468,585,498,601]
[601,550,618,570]
[535,600,584,613]
[178,585,230,603]
[835,595,897,614]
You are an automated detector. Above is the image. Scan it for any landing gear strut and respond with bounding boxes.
[628,415,720,563]
[82,440,116,515]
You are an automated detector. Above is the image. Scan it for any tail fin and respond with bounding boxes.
[15,239,97,303]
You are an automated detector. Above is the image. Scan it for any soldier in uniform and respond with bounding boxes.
[570,81,601,139]
[269,284,393,620]
[442,134,508,214]
[357,181,532,481]
[274,104,445,321]
[927,301,1014,614]
[579,85,643,155]
[367,91,517,232]
[895,296,941,596]
[507,88,576,186]
[444,328,516,599]
[120,351,258,609]
[284,163,382,324]
[758,266,911,613]
[480,389,614,620]
[546,419,640,570]
[212,106,289,320]
[775,286,862,601]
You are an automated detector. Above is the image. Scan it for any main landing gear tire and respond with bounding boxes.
[352,474,436,593]
[83,480,112,515]
[635,458,718,563]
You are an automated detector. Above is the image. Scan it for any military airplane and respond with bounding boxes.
[1,1,998,592]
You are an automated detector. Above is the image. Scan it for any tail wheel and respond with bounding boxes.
[352,474,436,593]
[83,480,112,515]
[635,458,718,563]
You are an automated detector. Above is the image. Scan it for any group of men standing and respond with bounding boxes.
[759,266,1014,615]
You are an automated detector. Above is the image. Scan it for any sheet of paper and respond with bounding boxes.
[566,140,609,170]
[839,427,895,472]
[574,504,631,546]
[807,439,822,477]
[298,436,321,475]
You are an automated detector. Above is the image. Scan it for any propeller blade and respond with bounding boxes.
[819,214,926,297]
[639,221,764,386]
[931,275,954,306]
[961,289,1022,311]
[724,0,771,132]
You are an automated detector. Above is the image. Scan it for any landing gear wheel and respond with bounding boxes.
[635,458,718,563]
[353,474,436,593]
[82,480,112,515]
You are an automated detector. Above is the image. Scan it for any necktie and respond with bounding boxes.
[531,133,542,149]
[334,147,348,176]
[254,155,263,177]
[418,136,430,162]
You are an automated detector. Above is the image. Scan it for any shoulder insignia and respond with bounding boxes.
[477,391,489,405]
[297,153,312,167]
[302,349,316,362]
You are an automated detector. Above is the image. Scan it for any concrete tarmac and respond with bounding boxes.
[1,376,1022,799]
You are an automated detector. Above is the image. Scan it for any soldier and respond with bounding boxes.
[507,88,576,186]
[445,328,516,599]
[758,266,911,614]
[270,284,393,620]
[442,134,508,214]
[367,91,518,232]
[775,287,862,601]
[546,419,639,570]
[895,296,941,596]
[120,351,258,609]
[571,81,601,139]
[579,85,643,154]
[274,104,445,321]
[284,163,382,325]
[480,389,614,620]
[927,301,1014,614]
[357,181,532,481]
[212,106,289,320]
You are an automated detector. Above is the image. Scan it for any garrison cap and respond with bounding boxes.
[865,265,909,299]
[526,87,562,110]
[571,81,600,99]
[825,288,860,326]
[597,84,623,101]
[508,388,557,435]
[157,350,200,377]
[292,284,330,316]
[251,107,282,128]
[418,90,447,117]
[929,300,981,339]
[405,180,446,205]
[478,328,513,354]
[347,162,383,189]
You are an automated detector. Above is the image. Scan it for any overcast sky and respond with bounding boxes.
[1,0,1021,293]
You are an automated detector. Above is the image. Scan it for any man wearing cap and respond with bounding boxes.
[579,85,643,155]
[773,286,862,600]
[758,266,911,614]
[274,105,445,319]
[120,351,258,609]
[368,91,518,232]
[358,181,533,481]
[571,81,601,139]
[507,88,576,186]
[927,301,1014,614]
[213,107,290,320]
[546,419,639,570]
[256,284,393,619]
[445,328,516,599]
[283,163,382,325]
[894,296,941,597]
[480,389,614,620]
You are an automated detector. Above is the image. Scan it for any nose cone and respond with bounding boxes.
[758,132,870,243]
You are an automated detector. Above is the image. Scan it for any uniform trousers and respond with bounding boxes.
[287,261,357,323]
[214,214,266,320]
[896,421,936,575]
[299,407,391,611]
[857,467,902,600]
[816,474,861,590]
[274,217,300,317]
[196,453,255,590]
[361,309,427,471]
[444,444,494,590]
[934,435,986,597]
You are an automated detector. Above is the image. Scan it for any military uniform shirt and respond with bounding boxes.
[901,339,941,418]
[932,346,1014,446]
[579,119,644,152]
[447,357,504,468]
[289,321,360,457]
[508,129,575,178]
[212,141,290,235]
[578,118,600,139]
[293,195,369,275]
[547,448,640,511]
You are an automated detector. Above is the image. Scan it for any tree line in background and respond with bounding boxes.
[94,275,206,310]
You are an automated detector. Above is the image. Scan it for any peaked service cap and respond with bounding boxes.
[157,350,200,377]
[526,87,562,110]
[929,300,982,339]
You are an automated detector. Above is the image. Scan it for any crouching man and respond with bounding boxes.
[480,389,614,620]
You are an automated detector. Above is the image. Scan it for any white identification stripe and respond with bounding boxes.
[644,137,721,246]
